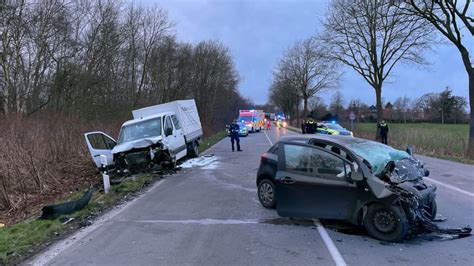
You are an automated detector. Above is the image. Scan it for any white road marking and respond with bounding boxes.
[127,218,261,225]
[424,177,474,197]
[264,129,346,266]
[28,180,168,265]
[263,130,273,145]
[313,219,347,266]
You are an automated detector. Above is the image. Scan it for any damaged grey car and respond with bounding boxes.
[256,135,471,242]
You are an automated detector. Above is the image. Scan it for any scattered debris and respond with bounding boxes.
[40,188,94,220]
[59,217,75,225]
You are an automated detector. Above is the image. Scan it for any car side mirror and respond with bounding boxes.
[346,162,363,181]
[406,145,413,156]
[165,127,173,136]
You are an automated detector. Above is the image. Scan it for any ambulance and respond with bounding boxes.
[238,110,265,133]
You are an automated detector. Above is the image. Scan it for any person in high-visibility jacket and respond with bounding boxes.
[378,120,389,144]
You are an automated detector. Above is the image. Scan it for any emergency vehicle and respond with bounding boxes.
[238,110,265,133]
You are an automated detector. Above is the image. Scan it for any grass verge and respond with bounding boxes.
[199,130,228,153]
[0,131,228,265]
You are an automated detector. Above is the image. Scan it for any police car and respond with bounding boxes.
[226,122,249,137]
[318,121,353,136]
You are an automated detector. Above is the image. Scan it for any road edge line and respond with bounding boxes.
[313,219,347,266]
[424,177,474,197]
[28,179,168,265]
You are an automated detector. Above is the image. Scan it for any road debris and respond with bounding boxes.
[40,188,94,219]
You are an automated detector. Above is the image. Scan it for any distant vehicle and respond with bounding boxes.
[84,100,203,172]
[255,134,446,242]
[238,110,265,133]
[318,121,353,136]
[226,122,249,137]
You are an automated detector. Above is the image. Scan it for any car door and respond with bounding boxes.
[84,131,116,168]
[275,142,359,220]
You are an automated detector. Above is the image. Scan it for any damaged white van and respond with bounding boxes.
[84,99,203,172]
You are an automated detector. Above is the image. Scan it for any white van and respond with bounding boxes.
[84,100,203,170]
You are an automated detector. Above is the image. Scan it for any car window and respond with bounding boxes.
[284,144,348,180]
[87,133,108,150]
[165,116,173,131]
[268,144,278,154]
[171,115,181,130]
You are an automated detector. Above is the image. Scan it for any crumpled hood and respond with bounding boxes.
[112,136,163,154]
[389,157,427,183]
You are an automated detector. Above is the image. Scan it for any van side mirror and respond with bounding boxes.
[165,127,173,136]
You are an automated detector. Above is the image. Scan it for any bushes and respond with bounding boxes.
[0,114,120,225]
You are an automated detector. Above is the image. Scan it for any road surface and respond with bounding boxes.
[28,127,474,265]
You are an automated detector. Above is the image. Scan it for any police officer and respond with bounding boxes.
[378,120,389,144]
[229,119,242,152]
[305,118,317,134]
[301,119,306,134]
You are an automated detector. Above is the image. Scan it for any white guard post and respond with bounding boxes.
[100,155,111,194]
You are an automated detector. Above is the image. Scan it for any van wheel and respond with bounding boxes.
[188,142,199,158]
[364,204,409,242]
[258,179,276,209]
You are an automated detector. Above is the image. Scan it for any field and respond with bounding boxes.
[350,122,471,163]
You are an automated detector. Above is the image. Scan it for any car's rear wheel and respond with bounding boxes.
[258,179,276,209]
[364,204,409,242]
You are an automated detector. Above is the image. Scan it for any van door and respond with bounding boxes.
[84,131,116,168]
[163,115,186,160]
[171,114,186,159]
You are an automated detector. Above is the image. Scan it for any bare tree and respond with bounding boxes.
[329,91,344,118]
[393,95,411,123]
[399,0,474,156]
[281,37,339,124]
[322,0,431,130]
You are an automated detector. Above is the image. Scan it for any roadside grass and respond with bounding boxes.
[199,130,228,153]
[0,131,227,265]
[351,123,472,164]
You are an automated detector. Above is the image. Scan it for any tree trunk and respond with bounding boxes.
[466,72,474,159]
[303,96,308,124]
[375,86,382,140]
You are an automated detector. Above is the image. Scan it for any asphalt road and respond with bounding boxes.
[28,127,474,266]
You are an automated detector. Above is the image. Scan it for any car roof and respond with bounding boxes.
[279,134,369,146]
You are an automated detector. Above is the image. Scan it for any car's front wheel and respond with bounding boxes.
[258,179,276,209]
[364,204,409,242]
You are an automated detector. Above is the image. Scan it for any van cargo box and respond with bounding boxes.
[132,99,203,142]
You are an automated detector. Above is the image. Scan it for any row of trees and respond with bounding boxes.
[311,88,467,124]
[270,0,473,157]
[0,0,248,131]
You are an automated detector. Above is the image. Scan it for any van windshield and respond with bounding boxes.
[118,117,162,144]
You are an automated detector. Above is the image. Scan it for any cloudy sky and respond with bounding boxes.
[136,0,471,107]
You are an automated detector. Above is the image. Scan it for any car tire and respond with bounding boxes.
[258,179,276,209]
[364,204,409,242]
[188,141,199,158]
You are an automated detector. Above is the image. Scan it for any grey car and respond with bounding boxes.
[256,134,441,242]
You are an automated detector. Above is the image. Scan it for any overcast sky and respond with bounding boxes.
[136,0,471,107]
